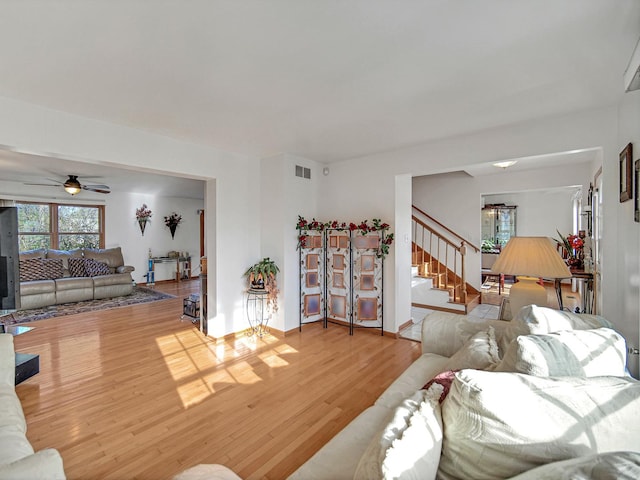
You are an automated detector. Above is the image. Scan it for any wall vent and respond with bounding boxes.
[295,165,311,179]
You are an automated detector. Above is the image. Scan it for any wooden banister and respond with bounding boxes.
[412,205,480,253]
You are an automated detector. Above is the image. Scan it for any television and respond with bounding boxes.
[0,207,20,313]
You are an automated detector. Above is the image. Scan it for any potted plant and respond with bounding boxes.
[243,257,280,311]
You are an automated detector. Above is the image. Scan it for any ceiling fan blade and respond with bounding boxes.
[24,182,60,187]
[83,184,110,190]
[82,185,110,194]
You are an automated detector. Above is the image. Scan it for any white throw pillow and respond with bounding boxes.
[508,451,640,480]
[354,387,443,480]
[441,327,500,371]
[438,370,640,480]
[494,328,627,377]
[496,305,614,355]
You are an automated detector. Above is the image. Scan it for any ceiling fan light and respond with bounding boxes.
[63,176,82,195]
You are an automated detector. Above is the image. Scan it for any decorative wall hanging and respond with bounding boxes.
[135,204,153,236]
[620,142,632,202]
[164,212,182,239]
[296,216,393,335]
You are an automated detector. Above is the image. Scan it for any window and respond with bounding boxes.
[17,202,104,251]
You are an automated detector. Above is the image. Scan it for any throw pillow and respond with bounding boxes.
[507,451,640,480]
[85,258,112,276]
[438,370,640,480]
[19,258,50,281]
[493,328,627,377]
[354,387,443,480]
[422,370,459,403]
[68,257,88,277]
[41,258,64,279]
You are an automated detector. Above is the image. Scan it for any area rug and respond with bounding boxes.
[2,287,176,325]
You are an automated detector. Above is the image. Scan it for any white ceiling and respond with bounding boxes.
[0,1,638,192]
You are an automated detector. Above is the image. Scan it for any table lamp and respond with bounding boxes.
[490,237,571,315]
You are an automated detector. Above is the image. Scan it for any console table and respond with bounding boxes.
[148,256,191,284]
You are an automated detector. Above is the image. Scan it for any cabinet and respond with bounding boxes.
[481,205,516,249]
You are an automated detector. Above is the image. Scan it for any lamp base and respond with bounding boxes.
[509,276,548,317]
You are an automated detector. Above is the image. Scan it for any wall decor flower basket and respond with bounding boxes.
[164,212,182,239]
[135,204,153,236]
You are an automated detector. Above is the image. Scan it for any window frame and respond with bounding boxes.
[17,201,105,250]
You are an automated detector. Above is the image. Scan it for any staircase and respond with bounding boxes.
[412,205,481,314]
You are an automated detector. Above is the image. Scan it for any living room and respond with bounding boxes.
[0,2,640,478]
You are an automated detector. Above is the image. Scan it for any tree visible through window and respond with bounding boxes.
[17,202,104,251]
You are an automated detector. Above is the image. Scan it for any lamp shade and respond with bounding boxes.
[490,237,571,279]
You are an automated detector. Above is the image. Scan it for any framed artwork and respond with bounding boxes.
[357,298,378,320]
[635,159,640,222]
[304,294,321,316]
[620,142,633,202]
[333,254,345,270]
[330,295,346,318]
[329,236,338,248]
[361,274,375,290]
[306,272,319,288]
[306,254,319,270]
[338,236,349,249]
[361,255,375,272]
[333,272,344,288]
[354,235,379,249]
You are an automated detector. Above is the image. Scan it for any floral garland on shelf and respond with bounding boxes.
[296,215,394,259]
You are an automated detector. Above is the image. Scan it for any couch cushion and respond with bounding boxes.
[508,451,640,480]
[46,248,83,276]
[0,386,27,434]
[83,247,124,272]
[84,258,111,277]
[173,464,241,480]
[355,388,443,480]
[494,328,627,377]
[287,405,393,480]
[0,448,66,479]
[440,327,500,372]
[0,431,35,465]
[18,280,55,295]
[19,258,63,282]
[18,249,46,261]
[438,370,640,480]
[375,353,449,410]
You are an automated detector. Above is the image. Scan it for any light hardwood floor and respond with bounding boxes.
[14,280,422,479]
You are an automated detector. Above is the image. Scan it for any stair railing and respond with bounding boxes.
[412,206,480,304]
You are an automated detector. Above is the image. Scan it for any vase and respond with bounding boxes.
[138,219,148,236]
[567,257,583,269]
[169,224,177,239]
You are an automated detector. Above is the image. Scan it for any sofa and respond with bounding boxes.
[0,334,66,478]
[18,247,135,310]
[175,305,640,479]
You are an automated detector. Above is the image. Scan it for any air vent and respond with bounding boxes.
[295,165,311,179]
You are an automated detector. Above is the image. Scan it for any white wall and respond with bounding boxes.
[615,89,640,376]
[0,95,261,338]
[260,153,321,333]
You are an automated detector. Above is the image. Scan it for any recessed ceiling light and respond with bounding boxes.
[492,161,517,169]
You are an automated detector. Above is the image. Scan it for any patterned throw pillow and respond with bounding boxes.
[68,257,88,277]
[19,258,63,281]
[41,258,64,279]
[85,258,111,277]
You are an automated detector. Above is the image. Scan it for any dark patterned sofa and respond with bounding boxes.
[18,247,135,310]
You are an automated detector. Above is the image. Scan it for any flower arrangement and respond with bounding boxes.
[555,230,584,268]
[136,204,153,220]
[135,204,153,235]
[296,215,394,259]
[164,212,182,239]
[243,257,280,312]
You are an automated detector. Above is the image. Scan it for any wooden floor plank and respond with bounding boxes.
[14,279,422,479]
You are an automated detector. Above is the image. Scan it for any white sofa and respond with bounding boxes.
[175,305,640,480]
[0,334,66,479]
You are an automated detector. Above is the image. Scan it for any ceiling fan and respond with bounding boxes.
[25,175,111,195]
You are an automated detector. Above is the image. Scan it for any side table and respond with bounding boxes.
[246,288,269,337]
[0,323,40,385]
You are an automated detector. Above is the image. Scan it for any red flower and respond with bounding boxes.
[349,223,358,231]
